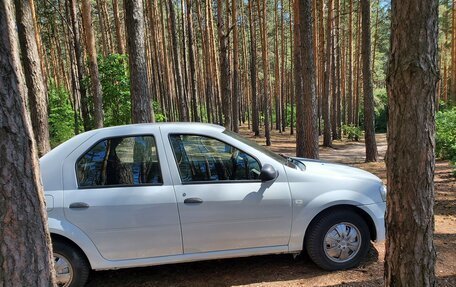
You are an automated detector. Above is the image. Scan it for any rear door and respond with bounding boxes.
[62,127,183,261]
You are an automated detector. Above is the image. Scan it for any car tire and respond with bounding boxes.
[305,209,370,271]
[53,240,90,287]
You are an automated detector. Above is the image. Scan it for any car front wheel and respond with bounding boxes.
[53,240,90,287]
[305,209,370,270]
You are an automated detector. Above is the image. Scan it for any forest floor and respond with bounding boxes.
[87,127,456,287]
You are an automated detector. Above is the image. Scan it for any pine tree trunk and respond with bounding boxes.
[297,0,319,159]
[16,0,51,156]
[347,0,353,125]
[323,0,333,147]
[187,0,199,122]
[69,0,91,131]
[0,1,55,285]
[361,0,378,162]
[81,0,104,128]
[274,0,281,132]
[125,0,153,123]
[385,0,438,285]
[113,0,125,54]
[248,0,259,136]
[260,0,271,146]
[335,0,342,139]
[168,0,188,121]
[232,0,240,132]
[217,0,231,129]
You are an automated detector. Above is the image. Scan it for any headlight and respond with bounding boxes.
[379,184,387,202]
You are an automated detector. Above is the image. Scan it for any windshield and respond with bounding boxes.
[223,130,298,169]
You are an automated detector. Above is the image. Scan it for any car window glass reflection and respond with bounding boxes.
[76,136,162,187]
[169,134,261,183]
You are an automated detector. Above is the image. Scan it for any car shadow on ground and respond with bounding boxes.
[86,245,379,287]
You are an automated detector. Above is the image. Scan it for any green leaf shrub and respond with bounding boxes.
[342,124,363,142]
[436,106,456,173]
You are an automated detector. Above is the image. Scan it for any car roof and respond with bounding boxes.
[90,122,225,133]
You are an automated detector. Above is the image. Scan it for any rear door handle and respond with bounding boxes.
[69,202,90,209]
[184,198,203,204]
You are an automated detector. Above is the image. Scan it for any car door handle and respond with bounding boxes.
[69,202,90,209]
[184,198,203,204]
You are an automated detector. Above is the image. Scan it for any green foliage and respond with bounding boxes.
[374,88,388,132]
[98,54,131,126]
[436,107,456,173]
[153,101,166,122]
[48,84,76,147]
[342,124,363,142]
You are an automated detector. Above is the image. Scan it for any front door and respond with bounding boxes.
[63,133,182,260]
[163,132,292,254]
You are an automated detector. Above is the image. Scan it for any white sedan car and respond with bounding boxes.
[41,123,386,287]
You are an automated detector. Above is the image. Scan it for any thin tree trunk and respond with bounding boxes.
[125,0,154,123]
[385,0,438,285]
[168,0,188,121]
[113,0,125,54]
[0,1,55,285]
[16,0,51,156]
[335,0,342,139]
[81,0,104,128]
[217,0,231,129]
[274,0,281,132]
[232,0,239,132]
[323,0,333,147]
[297,0,319,158]
[371,0,380,77]
[361,0,378,162]
[187,0,199,122]
[347,0,353,125]
[69,0,90,131]
[260,0,271,146]
[248,0,260,136]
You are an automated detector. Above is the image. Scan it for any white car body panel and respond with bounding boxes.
[41,123,386,270]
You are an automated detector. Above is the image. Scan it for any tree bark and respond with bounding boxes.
[347,0,353,125]
[361,0,378,162]
[232,0,240,132]
[385,0,438,285]
[81,0,104,128]
[217,0,231,129]
[296,0,319,158]
[0,1,55,285]
[323,0,333,147]
[187,0,199,122]
[125,0,154,123]
[15,0,51,156]
[168,0,189,121]
[113,0,125,54]
[259,0,271,146]
[69,0,91,131]
[248,0,259,136]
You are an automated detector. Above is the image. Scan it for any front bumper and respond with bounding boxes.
[360,201,386,242]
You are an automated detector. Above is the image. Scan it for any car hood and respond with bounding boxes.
[292,157,381,183]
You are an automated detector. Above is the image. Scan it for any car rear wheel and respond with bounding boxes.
[53,240,90,287]
[305,209,370,270]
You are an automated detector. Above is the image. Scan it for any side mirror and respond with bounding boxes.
[259,164,278,182]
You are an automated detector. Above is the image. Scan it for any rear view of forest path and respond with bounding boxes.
[87,129,455,287]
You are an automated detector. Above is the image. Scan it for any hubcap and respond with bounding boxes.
[54,253,73,287]
[323,222,362,263]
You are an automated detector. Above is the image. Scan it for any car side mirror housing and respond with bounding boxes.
[259,164,278,182]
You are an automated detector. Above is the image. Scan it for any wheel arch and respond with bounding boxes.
[51,233,92,270]
[303,204,377,248]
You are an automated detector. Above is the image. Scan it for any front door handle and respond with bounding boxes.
[184,198,203,204]
[69,202,90,209]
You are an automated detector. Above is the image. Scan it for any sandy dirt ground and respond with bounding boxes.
[86,127,455,287]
